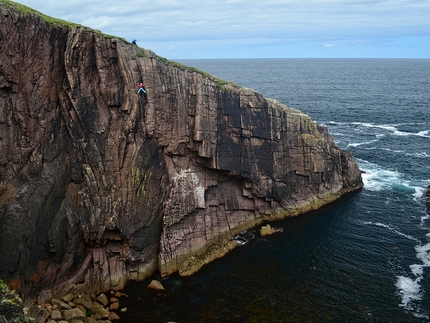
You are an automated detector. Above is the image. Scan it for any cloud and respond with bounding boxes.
[14,0,430,58]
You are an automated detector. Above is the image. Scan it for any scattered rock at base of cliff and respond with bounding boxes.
[22,291,126,323]
[147,280,165,291]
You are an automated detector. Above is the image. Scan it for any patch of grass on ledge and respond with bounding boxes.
[156,55,238,90]
[0,278,8,293]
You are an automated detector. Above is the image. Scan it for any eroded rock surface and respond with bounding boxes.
[0,1,362,302]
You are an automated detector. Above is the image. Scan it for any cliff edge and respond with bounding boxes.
[0,0,362,301]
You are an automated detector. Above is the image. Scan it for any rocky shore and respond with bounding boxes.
[29,291,127,323]
[1,289,126,323]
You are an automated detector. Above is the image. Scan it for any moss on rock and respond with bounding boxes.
[0,279,27,323]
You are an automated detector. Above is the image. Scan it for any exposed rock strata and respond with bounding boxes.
[0,1,362,302]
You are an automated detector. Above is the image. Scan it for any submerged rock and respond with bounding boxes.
[231,230,256,246]
[260,224,283,236]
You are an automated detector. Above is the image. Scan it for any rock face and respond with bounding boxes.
[0,1,362,302]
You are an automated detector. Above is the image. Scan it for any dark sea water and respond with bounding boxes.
[118,59,430,323]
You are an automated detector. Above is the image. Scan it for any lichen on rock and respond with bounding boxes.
[0,279,27,323]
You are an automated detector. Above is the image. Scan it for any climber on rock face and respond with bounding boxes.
[132,39,137,45]
[137,82,146,94]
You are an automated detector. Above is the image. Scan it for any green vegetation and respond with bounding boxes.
[0,278,7,294]
[132,167,147,197]
[0,279,27,323]
[2,0,82,28]
[1,0,236,90]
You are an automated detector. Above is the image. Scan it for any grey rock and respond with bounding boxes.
[95,294,108,307]
[63,308,85,321]
[50,310,62,320]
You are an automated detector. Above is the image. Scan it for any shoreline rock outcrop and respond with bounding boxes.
[0,0,362,303]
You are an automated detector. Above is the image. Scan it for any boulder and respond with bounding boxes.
[147,280,165,291]
[63,308,86,321]
[108,312,121,321]
[51,310,62,320]
[93,308,110,319]
[73,295,93,310]
[51,299,72,310]
[95,294,109,307]
[109,302,119,310]
[61,294,75,303]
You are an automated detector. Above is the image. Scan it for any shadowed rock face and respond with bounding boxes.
[0,2,362,301]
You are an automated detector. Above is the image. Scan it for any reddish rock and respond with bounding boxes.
[109,302,120,310]
[147,280,165,291]
[108,312,121,320]
[0,1,362,302]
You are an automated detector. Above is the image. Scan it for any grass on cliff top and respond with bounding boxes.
[1,0,122,40]
[2,0,235,88]
[1,0,80,28]
[157,56,238,91]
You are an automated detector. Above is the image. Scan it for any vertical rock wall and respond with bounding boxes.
[0,2,362,302]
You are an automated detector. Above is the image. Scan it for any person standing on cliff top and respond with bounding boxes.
[137,82,146,94]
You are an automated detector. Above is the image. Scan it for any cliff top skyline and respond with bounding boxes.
[9,0,430,60]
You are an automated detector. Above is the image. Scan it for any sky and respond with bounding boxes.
[15,0,430,59]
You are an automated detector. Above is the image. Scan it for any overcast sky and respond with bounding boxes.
[16,0,430,59]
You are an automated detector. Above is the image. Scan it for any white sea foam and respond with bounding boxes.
[358,159,404,192]
[377,148,430,159]
[412,186,426,202]
[396,275,423,308]
[347,139,379,148]
[417,130,430,138]
[357,159,429,204]
[416,242,430,265]
[350,122,430,138]
[412,151,430,158]
[364,221,421,244]
[396,242,430,311]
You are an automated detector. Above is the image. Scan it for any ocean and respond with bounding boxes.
[118,59,430,322]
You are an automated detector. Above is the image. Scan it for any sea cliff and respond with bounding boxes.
[0,0,362,302]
